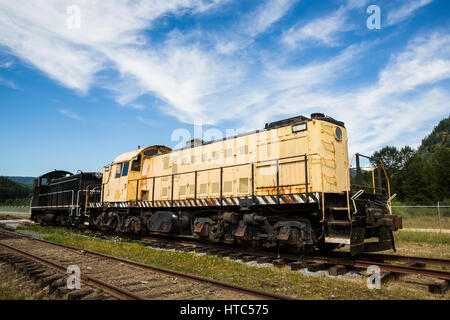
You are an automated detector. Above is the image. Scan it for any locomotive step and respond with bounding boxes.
[327,220,353,226]
[324,236,351,245]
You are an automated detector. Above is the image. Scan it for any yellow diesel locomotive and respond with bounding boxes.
[31,113,402,255]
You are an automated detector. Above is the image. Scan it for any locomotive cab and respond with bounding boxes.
[31,170,73,209]
[102,146,172,204]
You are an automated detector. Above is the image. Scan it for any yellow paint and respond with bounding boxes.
[102,120,350,204]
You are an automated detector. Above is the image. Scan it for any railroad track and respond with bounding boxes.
[78,228,450,282]
[8,225,450,295]
[79,228,450,281]
[0,228,293,300]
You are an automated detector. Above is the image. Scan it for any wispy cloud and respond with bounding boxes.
[59,109,83,121]
[245,0,297,37]
[0,76,19,89]
[283,6,349,47]
[0,60,13,69]
[137,115,161,127]
[282,0,369,48]
[386,0,434,26]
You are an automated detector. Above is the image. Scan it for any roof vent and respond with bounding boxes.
[311,113,325,119]
[185,138,204,149]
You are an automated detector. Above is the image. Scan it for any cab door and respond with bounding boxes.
[127,155,142,201]
[119,161,130,201]
[108,162,129,202]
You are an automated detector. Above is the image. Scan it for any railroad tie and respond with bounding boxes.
[290,261,308,271]
[329,265,347,276]
[307,263,328,273]
[228,253,244,260]
[68,289,94,300]
[428,280,449,294]
[40,275,64,288]
[55,287,72,298]
[272,259,286,267]
[242,256,256,262]
[257,257,273,264]
[49,278,69,294]
[82,294,109,300]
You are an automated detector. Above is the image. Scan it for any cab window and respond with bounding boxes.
[131,155,142,172]
[115,163,123,178]
[122,161,130,177]
[144,149,158,157]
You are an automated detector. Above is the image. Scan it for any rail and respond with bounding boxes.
[0,240,145,300]
[0,228,293,300]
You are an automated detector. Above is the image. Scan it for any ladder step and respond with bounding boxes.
[330,207,349,211]
[325,236,351,245]
[328,220,352,226]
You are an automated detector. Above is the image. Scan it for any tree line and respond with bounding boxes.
[368,116,449,203]
[370,145,449,203]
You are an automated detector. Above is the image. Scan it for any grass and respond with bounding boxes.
[400,216,450,230]
[391,204,450,230]
[394,231,450,245]
[16,225,448,300]
[0,287,26,300]
[390,203,450,245]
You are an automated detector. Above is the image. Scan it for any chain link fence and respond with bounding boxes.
[0,206,31,216]
[391,202,450,233]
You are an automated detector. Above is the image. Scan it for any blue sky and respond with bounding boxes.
[0,0,449,176]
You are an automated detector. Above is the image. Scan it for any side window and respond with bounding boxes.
[131,155,142,172]
[115,163,123,178]
[122,161,130,177]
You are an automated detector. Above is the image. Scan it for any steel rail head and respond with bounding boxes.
[0,228,292,300]
[0,240,145,300]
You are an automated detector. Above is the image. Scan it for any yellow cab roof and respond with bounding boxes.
[112,146,171,164]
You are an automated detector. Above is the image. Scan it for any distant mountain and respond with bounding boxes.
[418,116,450,158]
[5,176,36,185]
[0,177,33,204]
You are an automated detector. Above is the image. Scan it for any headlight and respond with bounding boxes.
[335,127,343,140]
[292,123,307,133]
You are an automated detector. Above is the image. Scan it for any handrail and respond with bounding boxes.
[308,153,326,223]
[75,187,101,217]
[128,153,313,183]
[346,153,392,219]
[378,161,392,214]
[37,190,74,209]
[126,152,325,209]
[345,153,356,220]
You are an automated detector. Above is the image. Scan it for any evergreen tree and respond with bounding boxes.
[429,147,450,201]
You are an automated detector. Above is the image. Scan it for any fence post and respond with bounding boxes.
[437,201,442,234]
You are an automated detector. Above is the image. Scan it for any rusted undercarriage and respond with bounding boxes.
[32,192,402,256]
